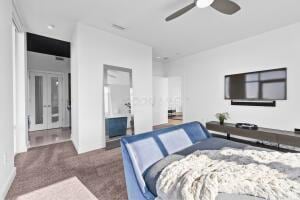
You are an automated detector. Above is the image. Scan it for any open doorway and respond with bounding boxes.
[167,77,183,125]
[153,76,183,130]
[27,33,71,148]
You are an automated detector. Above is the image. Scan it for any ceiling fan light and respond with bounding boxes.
[196,0,215,8]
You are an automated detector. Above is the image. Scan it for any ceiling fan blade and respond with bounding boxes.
[165,2,196,21]
[210,0,241,15]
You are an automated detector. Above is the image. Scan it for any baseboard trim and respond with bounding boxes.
[71,137,79,154]
[0,167,16,200]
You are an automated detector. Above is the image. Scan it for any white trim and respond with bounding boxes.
[12,0,25,32]
[28,69,65,76]
[0,167,16,200]
[71,137,79,154]
[14,31,28,154]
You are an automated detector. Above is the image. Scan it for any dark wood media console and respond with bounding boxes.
[206,121,300,148]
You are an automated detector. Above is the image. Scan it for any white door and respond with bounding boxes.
[153,76,169,126]
[47,74,63,129]
[29,72,63,131]
[29,72,48,131]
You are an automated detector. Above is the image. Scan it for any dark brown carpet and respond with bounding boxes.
[6,142,128,200]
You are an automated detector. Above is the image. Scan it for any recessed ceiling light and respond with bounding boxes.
[47,24,55,30]
[156,56,161,59]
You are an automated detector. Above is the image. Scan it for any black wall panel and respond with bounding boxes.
[27,33,70,58]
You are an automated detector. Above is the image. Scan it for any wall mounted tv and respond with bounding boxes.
[225,68,287,100]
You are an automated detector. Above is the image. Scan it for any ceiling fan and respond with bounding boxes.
[165,0,241,21]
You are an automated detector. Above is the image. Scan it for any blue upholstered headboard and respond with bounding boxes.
[121,122,211,199]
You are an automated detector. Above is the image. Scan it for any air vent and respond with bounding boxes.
[112,24,126,31]
[56,56,64,61]
[163,57,169,60]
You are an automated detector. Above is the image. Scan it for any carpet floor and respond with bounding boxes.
[6,142,128,200]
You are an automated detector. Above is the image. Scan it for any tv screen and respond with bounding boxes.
[225,68,287,100]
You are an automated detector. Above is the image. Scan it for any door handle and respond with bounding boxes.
[48,105,51,107]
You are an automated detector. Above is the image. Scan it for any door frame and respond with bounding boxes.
[27,70,66,131]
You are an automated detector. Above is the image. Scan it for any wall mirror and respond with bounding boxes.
[103,65,134,148]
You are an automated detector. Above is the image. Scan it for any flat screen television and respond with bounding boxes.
[225,68,287,100]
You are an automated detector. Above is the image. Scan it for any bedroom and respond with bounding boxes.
[1,0,300,199]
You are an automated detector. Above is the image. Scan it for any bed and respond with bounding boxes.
[120,122,284,200]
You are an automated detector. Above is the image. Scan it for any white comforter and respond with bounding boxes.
[156,148,300,200]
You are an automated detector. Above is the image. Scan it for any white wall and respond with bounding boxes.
[15,32,28,153]
[153,76,168,126]
[27,51,70,127]
[28,51,70,73]
[0,0,16,199]
[71,23,153,153]
[153,61,165,77]
[165,23,300,131]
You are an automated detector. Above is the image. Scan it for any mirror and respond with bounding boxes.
[103,65,134,147]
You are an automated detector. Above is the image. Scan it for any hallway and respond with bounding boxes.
[29,128,71,148]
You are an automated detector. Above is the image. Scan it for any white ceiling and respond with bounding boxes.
[15,0,300,61]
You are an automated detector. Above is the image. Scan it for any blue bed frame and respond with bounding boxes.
[120,122,211,200]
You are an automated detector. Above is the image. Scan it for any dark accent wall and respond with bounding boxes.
[27,33,71,58]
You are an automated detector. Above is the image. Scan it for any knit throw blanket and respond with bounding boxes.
[156,148,300,200]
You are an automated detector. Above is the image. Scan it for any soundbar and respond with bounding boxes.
[231,100,276,107]
[235,123,258,130]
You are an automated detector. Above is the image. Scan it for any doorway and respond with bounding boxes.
[28,69,71,148]
[28,71,70,147]
[167,77,183,125]
[28,71,63,131]
[26,33,71,148]
[152,76,183,130]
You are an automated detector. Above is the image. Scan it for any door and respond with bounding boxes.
[152,76,169,126]
[29,72,63,131]
[47,74,63,129]
[29,72,48,131]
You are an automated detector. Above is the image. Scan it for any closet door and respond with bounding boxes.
[47,73,63,129]
[29,72,48,131]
